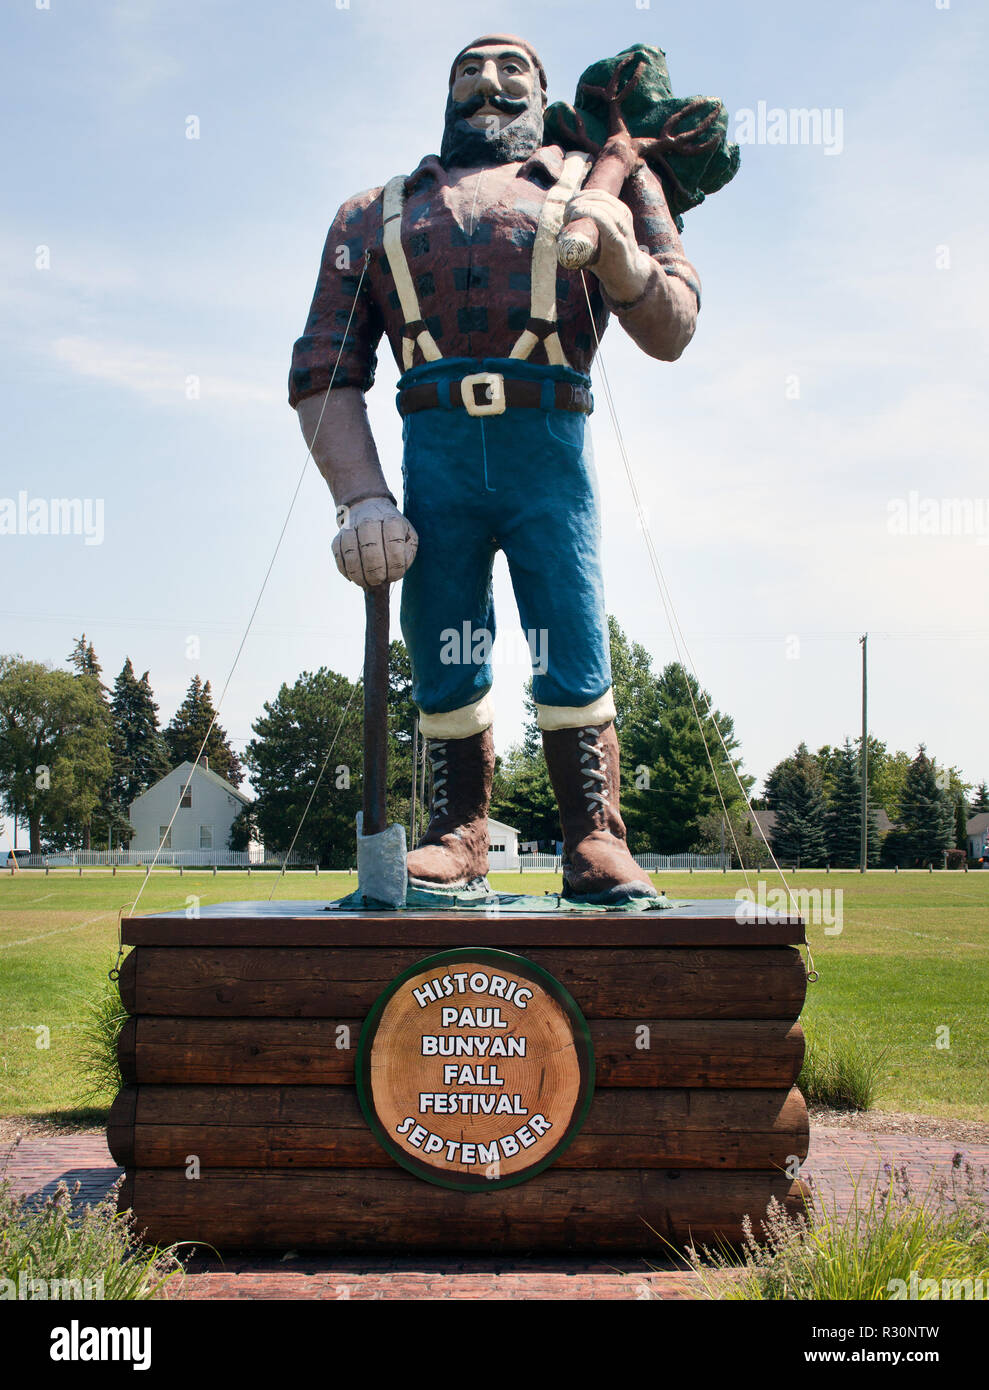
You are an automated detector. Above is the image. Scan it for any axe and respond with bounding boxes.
[355,582,407,907]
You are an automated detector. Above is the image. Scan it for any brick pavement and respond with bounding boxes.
[4,1129,987,1301]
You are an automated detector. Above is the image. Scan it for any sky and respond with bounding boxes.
[2,0,987,847]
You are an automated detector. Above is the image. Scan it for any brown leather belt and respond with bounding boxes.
[398,371,592,418]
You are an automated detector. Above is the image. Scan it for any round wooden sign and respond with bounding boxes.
[356,948,595,1191]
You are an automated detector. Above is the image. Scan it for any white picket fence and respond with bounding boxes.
[7,849,303,868]
[12,848,727,872]
[516,853,562,871]
[516,851,729,872]
[635,852,729,871]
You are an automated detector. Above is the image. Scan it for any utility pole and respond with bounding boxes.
[410,718,419,847]
[860,633,868,873]
[418,732,427,842]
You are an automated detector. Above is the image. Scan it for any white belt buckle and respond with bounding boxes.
[461,372,506,416]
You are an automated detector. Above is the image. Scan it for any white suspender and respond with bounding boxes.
[509,151,591,367]
[382,175,442,370]
[382,151,591,372]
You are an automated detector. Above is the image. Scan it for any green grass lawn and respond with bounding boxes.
[0,868,986,1123]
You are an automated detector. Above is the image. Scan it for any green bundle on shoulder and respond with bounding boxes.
[544,43,740,227]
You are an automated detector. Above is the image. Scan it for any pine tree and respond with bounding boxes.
[65,634,116,849]
[388,639,428,837]
[971,782,989,813]
[823,737,879,867]
[109,659,169,818]
[764,755,795,811]
[624,662,752,854]
[494,618,665,852]
[899,746,953,866]
[67,634,103,683]
[489,742,560,848]
[954,793,969,852]
[770,743,828,867]
[164,676,244,786]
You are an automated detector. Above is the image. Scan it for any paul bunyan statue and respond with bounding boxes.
[290,35,738,904]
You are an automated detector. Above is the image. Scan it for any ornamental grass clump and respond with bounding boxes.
[0,1144,187,1301]
[74,972,127,1104]
[798,1020,888,1111]
[686,1159,989,1301]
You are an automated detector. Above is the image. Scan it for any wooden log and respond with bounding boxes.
[117,1165,810,1250]
[106,1086,136,1163]
[108,1084,808,1171]
[117,1018,804,1088]
[593,1018,804,1088]
[119,946,806,1020]
[117,1017,137,1083]
[121,912,805,948]
[118,950,137,1014]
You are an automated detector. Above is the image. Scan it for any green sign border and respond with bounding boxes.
[356,947,596,1193]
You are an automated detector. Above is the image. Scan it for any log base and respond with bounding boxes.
[118,1168,811,1253]
[112,901,808,1253]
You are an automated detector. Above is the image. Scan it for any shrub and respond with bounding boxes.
[946,849,966,870]
[798,1020,888,1110]
[686,1159,989,1301]
[0,1145,186,1300]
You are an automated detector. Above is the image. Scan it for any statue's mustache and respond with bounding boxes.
[450,92,530,120]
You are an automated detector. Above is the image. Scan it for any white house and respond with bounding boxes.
[486,817,520,870]
[129,761,253,859]
[967,812,989,864]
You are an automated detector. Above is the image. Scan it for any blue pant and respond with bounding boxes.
[397,357,612,717]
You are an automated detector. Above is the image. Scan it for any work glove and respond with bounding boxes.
[562,188,654,305]
[332,497,418,588]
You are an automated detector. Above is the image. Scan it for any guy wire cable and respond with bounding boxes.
[266,677,362,900]
[580,272,816,979]
[110,252,373,975]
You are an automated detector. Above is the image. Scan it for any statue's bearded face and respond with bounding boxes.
[440,44,545,168]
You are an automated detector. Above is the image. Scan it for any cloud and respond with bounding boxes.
[52,336,278,405]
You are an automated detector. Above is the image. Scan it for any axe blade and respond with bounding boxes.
[356,812,407,908]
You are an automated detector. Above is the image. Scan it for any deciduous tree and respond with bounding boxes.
[244,668,362,866]
[0,655,112,854]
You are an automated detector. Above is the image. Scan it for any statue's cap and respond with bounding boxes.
[449,35,547,91]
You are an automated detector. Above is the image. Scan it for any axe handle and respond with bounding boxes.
[558,142,638,270]
[362,582,390,836]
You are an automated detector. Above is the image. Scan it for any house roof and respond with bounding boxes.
[130,760,252,809]
[486,818,519,836]
[747,805,896,835]
[967,812,989,835]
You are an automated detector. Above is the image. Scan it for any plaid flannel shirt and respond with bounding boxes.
[288,144,701,406]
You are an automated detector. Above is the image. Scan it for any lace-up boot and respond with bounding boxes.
[541,721,655,902]
[406,728,495,888]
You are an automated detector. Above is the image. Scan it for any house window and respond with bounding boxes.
[180,787,192,809]
[199,825,213,850]
[158,826,172,849]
